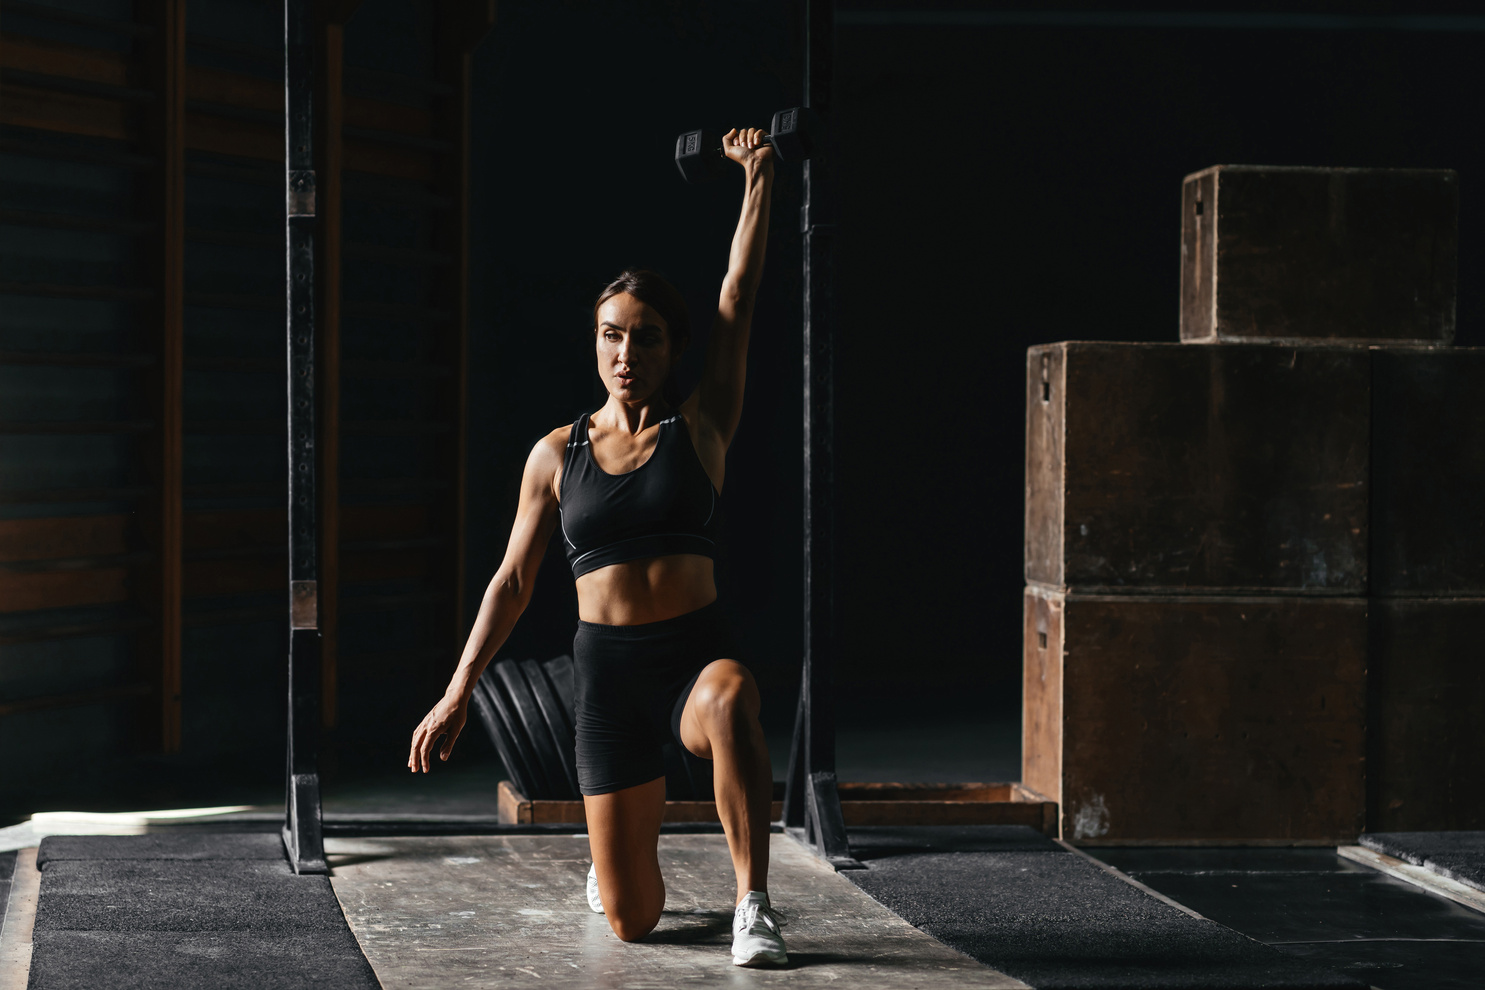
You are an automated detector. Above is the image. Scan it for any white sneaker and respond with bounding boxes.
[586,862,604,913]
[731,891,787,967]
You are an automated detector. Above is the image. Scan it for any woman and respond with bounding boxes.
[408,126,784,967]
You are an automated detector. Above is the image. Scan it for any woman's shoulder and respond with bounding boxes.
[535,423,573,456]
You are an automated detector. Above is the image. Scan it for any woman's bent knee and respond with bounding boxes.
[693,661,759,724]
[609,905,662,942]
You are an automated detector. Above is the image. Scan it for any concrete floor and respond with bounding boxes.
[326,833,1028,989]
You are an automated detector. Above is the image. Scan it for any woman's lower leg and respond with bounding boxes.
[681,660,773,903]
[584,777,668,941]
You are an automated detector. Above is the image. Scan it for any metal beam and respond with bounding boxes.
[283,0,326,876]
[784,0,859,871]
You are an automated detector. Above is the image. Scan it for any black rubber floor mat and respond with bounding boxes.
[29,833,378,990]
[29,931,376,990]
[1096,845,1485,990]
[36,832,286,865]
[844,826,1365,990]
[1361,830,1485,892]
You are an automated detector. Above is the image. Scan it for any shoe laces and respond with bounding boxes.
[737,899,786,936]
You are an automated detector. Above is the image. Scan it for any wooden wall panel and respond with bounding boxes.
[183,509,283,551]
[0,570,131,614]
[341,503,429,541]
[0,515,130,561]
[341,548,434,584]
[318,15,348,727]
[0,85,139,142]
[431,0,492,672]
[341,139,433,181]
[0,31,134,84]
[182,557,283,598]
[138,0,186,753]
[345,95,431,136]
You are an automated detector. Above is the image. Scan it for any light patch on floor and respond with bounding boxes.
[0,847,39,990]
[328,833,1028,989]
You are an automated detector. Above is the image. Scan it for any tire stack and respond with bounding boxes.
[471,655,714,801]
[1023,166,1485,842]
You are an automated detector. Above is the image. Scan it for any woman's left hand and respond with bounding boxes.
[723,127,774,168]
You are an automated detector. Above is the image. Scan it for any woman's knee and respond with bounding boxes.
[607,901,663,942]
[693,661,759,727]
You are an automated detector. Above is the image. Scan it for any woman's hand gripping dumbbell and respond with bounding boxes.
[674,106,817,183]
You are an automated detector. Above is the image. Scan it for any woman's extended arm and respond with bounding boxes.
[689,127,774,449]
[407,432,564,772]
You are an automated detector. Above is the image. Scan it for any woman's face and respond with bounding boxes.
[595,293,675,403]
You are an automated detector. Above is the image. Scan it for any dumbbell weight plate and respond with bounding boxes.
[521,658,581,798]
[494,659,567,799]
[768,106,817,163]
[484,661,553,798]
[543,654,577,722]
[469,674,539,799]
[675,128,729,184]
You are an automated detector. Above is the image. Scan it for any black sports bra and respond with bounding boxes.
[558,411,720,578]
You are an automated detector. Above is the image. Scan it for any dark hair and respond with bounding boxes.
[592,269,691,404]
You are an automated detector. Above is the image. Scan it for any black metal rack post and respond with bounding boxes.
[782,0,860,871]
[283,0,327,876]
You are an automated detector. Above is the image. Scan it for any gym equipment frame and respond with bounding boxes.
[283,0,327,876]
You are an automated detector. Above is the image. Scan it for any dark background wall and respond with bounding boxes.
[3,0,1481,816]
[464,1,1485,735]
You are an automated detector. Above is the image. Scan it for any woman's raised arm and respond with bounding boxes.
[408,428,565,772]
[690,126,774,449]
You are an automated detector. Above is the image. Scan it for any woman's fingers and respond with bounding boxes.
[410,713,441,772]
[408,721,426,771]
[418,725,439,773]
[440,713,465,761]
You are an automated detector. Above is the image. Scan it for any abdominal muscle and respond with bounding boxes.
[575,553,717,626]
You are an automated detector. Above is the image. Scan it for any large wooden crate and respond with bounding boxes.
[497,780,1058,833]
[1026,342,1369,595]
[1023,588,1367,843]
[1370,347,1485,597]
[1368,598,1485,832]
[1180,165,1457,344]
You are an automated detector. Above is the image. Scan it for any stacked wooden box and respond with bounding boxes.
[1023,166,1484,843]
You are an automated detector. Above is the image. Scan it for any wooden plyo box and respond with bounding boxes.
[497,780,1058,833]
[1022,588,1367,843]
[1026,342,1369,595]
[1370,347,1485,597]
[1368,598,1485,832]
[1180,165,1457,344]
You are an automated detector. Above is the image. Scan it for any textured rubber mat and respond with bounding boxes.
[1097,845,1485,990]
[28,833,378,990]
[844,827,1366,990]
[1361,830,1485,892]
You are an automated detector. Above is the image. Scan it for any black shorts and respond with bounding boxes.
[572,600,730,796]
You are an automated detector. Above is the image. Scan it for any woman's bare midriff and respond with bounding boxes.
[575,553,717,625]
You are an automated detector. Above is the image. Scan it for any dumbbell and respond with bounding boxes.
[674,106,818,184]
